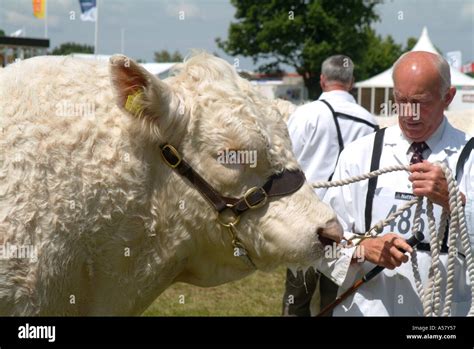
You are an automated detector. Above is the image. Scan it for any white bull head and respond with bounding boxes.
[109,53,343,286]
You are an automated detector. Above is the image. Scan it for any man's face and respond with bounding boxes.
[393,59,454,142]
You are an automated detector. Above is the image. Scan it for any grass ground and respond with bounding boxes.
[143,266,287,316]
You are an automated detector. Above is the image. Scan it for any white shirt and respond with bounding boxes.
[287,90,377,198]
[323,117,474,316]
[407,115,445,161]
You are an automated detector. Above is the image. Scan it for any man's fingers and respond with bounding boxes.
[413,186,430,196]
[410,161,430,173]
[380,259,394,269]
[393,237,413,254]
[410,172,441,184]
[384,259,398,269]
[409,171,425,181]
[371,235,415,269]
[389,245,409,263]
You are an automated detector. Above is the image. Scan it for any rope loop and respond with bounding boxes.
[311,162,474,316]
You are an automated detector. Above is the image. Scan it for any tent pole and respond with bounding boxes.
[370,87,375,115]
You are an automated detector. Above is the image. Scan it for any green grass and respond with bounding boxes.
[143,266,287,316]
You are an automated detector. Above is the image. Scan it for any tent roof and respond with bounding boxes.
[410,26,438,54]
[139,63,177,77]
[355,68,393,88]
[355,27,474,88]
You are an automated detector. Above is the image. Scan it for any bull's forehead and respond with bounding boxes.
[166,56,299,172]
[192,93,298,172]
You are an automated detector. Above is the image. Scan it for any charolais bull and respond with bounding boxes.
[0,53,342,315]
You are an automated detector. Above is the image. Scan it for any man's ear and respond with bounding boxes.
[109,54,174,123]
[347,77,354,91]
[320,74,325,90]
[443,86,456,107]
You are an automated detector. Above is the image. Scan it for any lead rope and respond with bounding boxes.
[312,162,474,316]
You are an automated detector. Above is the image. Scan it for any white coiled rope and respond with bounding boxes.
[312,163,474,316]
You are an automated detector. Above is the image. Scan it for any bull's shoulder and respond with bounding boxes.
[0,55,107,78]
[0,55,120,128]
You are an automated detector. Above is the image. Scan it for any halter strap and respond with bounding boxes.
[160,143,306,216]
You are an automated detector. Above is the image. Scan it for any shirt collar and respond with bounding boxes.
[318,90,356,103]
[401,116,446,152]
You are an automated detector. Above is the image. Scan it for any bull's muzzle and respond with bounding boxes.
[317,218,343,246]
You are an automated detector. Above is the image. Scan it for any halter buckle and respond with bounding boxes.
[161,144,182,168]
[243,187,268,209]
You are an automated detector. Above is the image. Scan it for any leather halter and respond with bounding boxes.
[159,143,306,267]
[160,144,305,214]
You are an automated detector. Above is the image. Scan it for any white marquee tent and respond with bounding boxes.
[355,27,474,114]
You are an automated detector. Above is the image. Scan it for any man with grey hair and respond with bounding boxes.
[283,54,377,316]
[321,55,354,88]
[323,51,473,316]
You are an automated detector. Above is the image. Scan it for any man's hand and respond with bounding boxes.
[409,161,450,210]
[356,233,413,269]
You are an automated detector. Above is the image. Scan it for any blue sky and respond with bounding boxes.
[0,0,473,72]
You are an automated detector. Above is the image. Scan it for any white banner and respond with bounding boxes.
[446,51,462,71]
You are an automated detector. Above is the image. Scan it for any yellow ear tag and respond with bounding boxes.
[125,90,144,115]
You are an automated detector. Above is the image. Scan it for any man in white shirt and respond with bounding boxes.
[283,55,378,316]
[323,51,473,316]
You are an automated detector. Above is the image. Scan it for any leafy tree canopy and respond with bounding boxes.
[218,0,415,98]
[50,42,93,55]
[154,50,183,62]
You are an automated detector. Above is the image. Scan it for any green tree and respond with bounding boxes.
[0,29,4,36]
[404,37,417,52]
[50,42,93,55]
[356,29,407,80]
[217,0,384,99]
[356,33,424,83]
[154,50,183,62]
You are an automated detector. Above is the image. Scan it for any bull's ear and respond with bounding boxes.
[109,54,173,122]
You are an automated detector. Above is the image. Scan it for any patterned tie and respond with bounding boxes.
[410,142,429,164]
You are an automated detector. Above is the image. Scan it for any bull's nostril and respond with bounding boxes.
[316,227,335,246]
[317,218,343,244]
